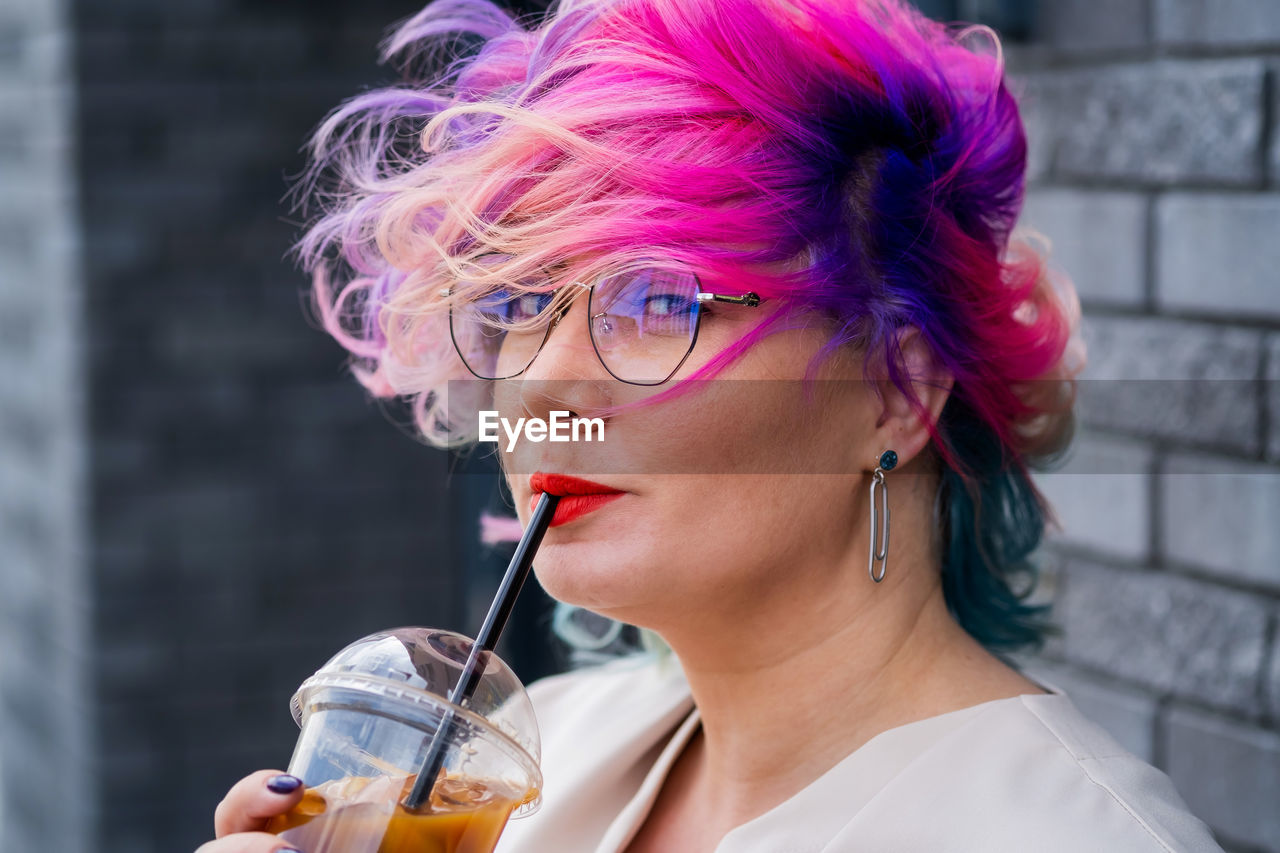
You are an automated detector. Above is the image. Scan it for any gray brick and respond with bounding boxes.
[0,0,62,34]
[1034,0,1147,51]
[0,215,35,266]
[1020,190,1146,307]
[157,307,319,369]
[1157,194,1280,320]
[1015,61,1266,186]
[1033,433,1152,561]
[1077,316,1263,454]
[0,299,37,357]
[1274,64,1280,187]
[1018,660,1158,761]
[1057,559,1267,715]
[1269,336,1280,463]
[1269,633,1280,720]
[1161,453,1280,591]
[1015,77,1053,185]
[0,21,22,71]
[19,29,70,82]
[1155,0,1280,47]
[1164,706,1280,850]
[0,117,22,158]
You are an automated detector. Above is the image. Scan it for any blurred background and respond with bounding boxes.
[0,0,1277,850]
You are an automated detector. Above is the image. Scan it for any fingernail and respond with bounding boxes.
[266,774,303,794]
[278,848,305,853]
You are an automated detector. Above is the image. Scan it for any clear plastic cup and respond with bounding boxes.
[265,627,542,853]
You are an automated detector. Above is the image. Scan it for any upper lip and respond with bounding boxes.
[530,472,624,497]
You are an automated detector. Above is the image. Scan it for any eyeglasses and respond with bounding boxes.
[447,261,764,386]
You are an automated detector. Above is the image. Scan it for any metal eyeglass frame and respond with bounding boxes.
[445,276,764,386]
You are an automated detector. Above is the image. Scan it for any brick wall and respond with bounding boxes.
[0,0,88,850]
[1011,3,1280,851]
[3,0,558,849]
[72,2,479,849]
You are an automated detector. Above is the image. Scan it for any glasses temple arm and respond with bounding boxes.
[696,291,762,307]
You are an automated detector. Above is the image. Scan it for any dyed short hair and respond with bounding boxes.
[294,0,1086,652]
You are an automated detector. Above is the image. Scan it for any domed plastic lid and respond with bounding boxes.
[290,627,540,770]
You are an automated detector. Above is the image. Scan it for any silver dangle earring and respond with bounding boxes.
[868,450,898,583]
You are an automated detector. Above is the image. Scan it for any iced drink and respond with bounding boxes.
[268,773,536,853]
[268,628,543,853]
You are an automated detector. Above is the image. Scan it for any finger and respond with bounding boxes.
[214,770,307,837]
[194,831,304,853]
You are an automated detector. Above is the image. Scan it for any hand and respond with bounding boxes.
[194,770,307,853]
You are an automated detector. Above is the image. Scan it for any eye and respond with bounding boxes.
[642,291,698,318]
[477,289,554,325]
[510,292,554,323]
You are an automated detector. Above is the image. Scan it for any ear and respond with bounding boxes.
[869,326,953,468]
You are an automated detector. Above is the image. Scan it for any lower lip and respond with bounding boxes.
[531,492,625,527]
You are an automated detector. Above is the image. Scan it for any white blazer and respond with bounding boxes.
[494,655,1223,853]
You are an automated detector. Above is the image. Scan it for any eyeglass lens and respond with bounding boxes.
[450,265,702,385]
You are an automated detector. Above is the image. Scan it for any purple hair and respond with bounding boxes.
[293,0,1085,650]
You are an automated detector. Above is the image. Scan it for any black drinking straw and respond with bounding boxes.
[404,491,561,811]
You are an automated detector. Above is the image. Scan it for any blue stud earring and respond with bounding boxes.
[868,450,896,582]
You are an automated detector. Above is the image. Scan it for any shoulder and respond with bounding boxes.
[494,655,696,853]
[524,653,694,757]
[525,653,690,720]
[876,691,1223,852]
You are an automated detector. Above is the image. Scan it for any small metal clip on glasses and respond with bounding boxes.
[446,261,764,386]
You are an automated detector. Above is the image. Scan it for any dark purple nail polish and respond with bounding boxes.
[266,774,303,794]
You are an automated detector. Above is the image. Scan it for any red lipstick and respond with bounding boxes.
[529,472,625,527]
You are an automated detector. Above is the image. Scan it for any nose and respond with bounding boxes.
[510,287,614,423]
[524,287,601,382]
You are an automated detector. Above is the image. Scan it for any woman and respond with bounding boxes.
[200,0,1223,850]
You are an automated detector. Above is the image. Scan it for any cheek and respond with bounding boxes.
[653,382,869,478]
[527,535,656,612]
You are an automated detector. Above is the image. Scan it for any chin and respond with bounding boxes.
[532,543,655,616]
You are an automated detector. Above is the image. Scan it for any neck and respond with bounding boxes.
[650,561,1039,833]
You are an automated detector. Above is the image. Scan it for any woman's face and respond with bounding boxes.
[494,285,885,637]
